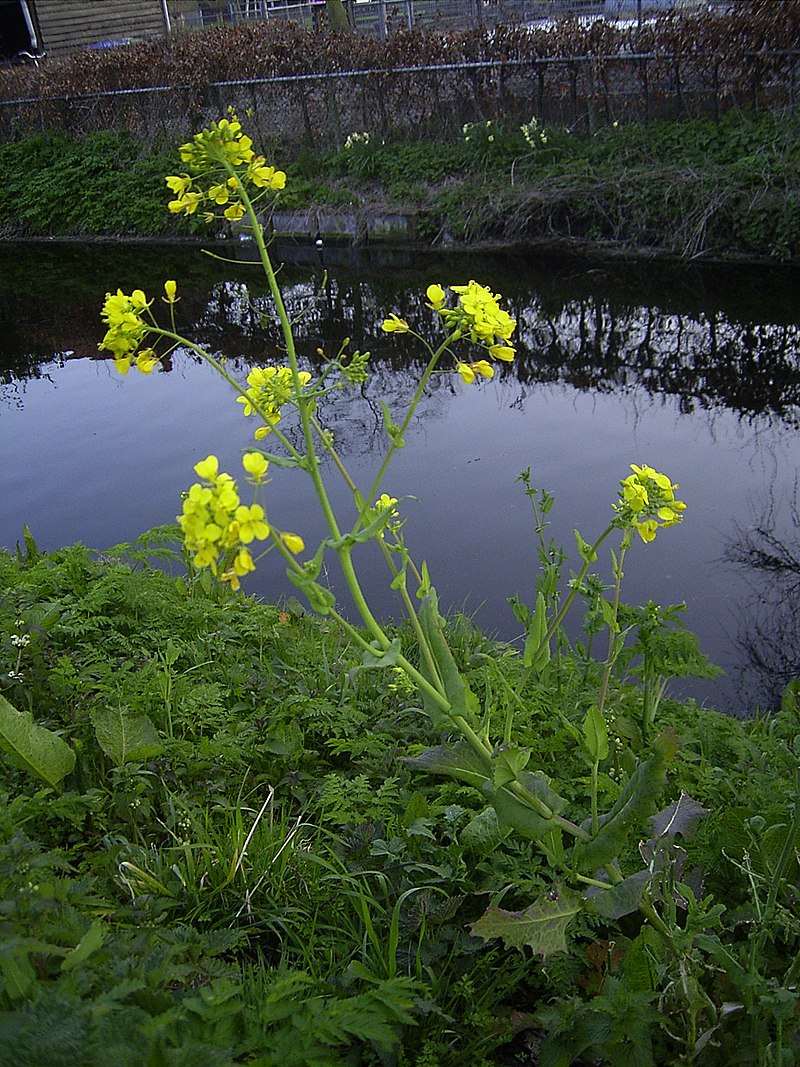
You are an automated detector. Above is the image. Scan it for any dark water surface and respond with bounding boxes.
[2,241,799,716]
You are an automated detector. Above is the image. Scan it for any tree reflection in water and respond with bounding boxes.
[1,243,799,715]
[725,484,800,712]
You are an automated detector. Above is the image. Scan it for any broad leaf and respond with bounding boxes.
[582,705,609,762]
[492,770,568,842]
[651,791,710,841]
[91,706,162,766]
[0,696,75,787]
[459,807,505,853]
[61,922,106,973]
[417,591,480,728]
[574,730,676,873]
[470,887,581,957]
[523,591,550,673]
[493,745,532,788]
[360,638,402,670]
[401,740,491,789]
[584,870,651,920]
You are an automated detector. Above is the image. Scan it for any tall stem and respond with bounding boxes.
[597,534,630,716]
[516,522,617,697]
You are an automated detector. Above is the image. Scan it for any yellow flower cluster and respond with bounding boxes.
[237,366,312,440]
[615,464,687,543]
[378,281,517,386]
[380,281,516,385]
[429,281,516,357]
[165,114,287,224]
[99,282,179,375]
[177,454,270,590]
[99,288,150,371]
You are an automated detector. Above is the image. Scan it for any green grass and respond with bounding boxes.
[2,109,798,258]
[1,532,799,1064]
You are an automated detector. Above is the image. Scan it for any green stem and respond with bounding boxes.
[308,411,359,495]
[149,329,304,466]
[516,522,617,697]
[359,332,458,529]
[597,535,630,717]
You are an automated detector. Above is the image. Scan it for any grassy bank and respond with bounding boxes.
[1,109,799,260]
[1,537,799,1065]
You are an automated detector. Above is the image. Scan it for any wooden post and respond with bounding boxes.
[377,0,387,39]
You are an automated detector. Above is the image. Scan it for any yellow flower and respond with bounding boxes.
[233,503,269,543]
[168,190,204,215]
[375,494,398,511]
[450,280,516,348]
[163,279,178,303]
[621,475,648,511]
[282,532,305,554]
[242,451,269,482]
[381,314,410,334]
[426,283,446,309]
[236,365,309,436]
[165,174,191,195]
[488,344,515,362]
[247,159,287,191]
[99,288,151,365]
[224,201,246,222]
[456,360,494,384]
[614,463,686,542]
[471,359,494,379]
[135,349,159,374]
[194,455,219,481]
[208,183,230,205]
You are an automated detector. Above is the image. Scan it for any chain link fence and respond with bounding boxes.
[1,45,797,149]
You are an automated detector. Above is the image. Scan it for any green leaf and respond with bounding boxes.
[360,639,402,669]
[401,740,492,790]
[0,695,75,787]
[380,400,405,448]
[417,590,480,728]
[459,807,505,853]
[470,887,581,957]
[91,706,162,766]
[492,770,566,843]
[22,524,39,562]
[584,870,650,920]
[781,679,800,715]
[493,745,532,788]
[573,529,597,563]
[61,922,106,972]
[523,591,551,672]
[582,705,609,762]
[574,731,675,873]
[651,791,710,841]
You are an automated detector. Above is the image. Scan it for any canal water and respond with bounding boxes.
[1,241,798,717]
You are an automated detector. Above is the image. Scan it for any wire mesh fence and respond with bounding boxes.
[1,44,797,149]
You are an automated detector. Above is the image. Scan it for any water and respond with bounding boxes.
[2,241,799,717]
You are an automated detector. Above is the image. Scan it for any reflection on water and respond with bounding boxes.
[724,485,800,712]
[1,242,798,717]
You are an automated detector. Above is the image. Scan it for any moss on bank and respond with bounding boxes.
[1,109,798,260]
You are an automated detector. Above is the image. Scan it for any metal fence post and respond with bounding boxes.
[405,0,414,31]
